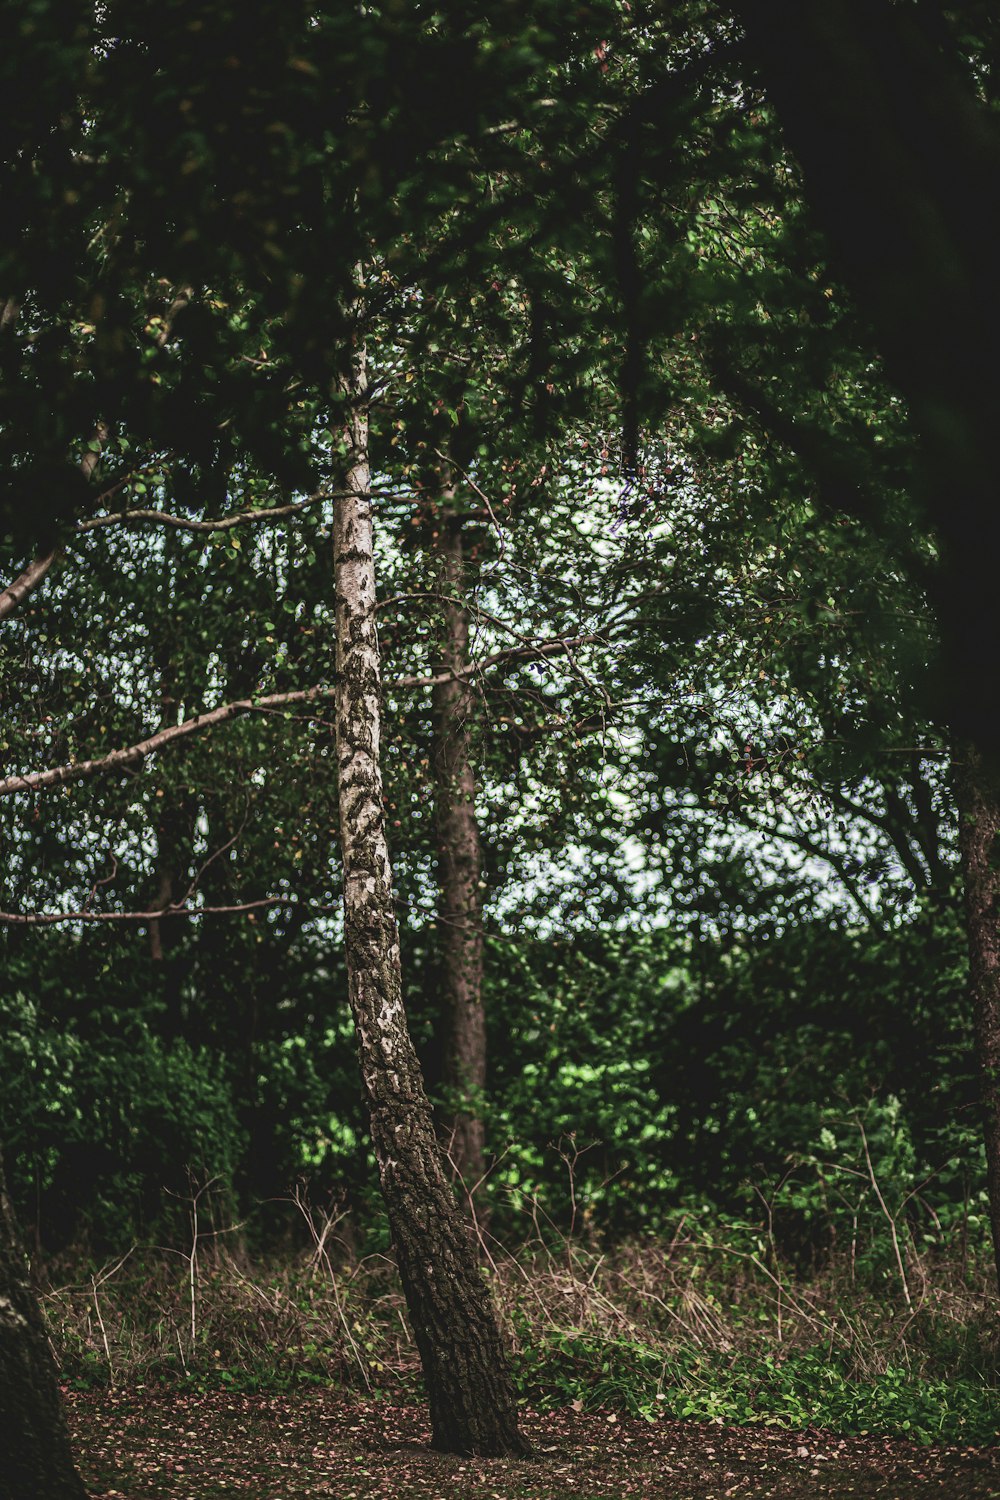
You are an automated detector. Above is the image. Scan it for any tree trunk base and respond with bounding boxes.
[1,1153,88,1500]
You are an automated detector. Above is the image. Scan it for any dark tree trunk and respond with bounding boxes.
[146,530,205,1032]
[333,332,528,1456]
[0,403,98,1499]
[148,796,196,1038]
[728,5,1000,1287]
[955,748,1000,1290]
[0,1149,87,1500]
[733,0,1000,750]
[430,497,487,1193]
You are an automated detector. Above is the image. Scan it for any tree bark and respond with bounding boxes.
[429,498,488,1193]
[147,604,197,1003]
[333,334,528,1456]
[148,796,197,1037]
[955,747,1000,1290]
[0,1148,88,1500]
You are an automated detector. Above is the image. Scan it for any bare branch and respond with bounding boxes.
[78,489,344,535]
[4,477,414,616]
[75,481,420,535]
[0,896,339,927]
[0,635,599,799]
[0,687,338,797]
[432,446,507,560]
[0,549,60,621]
[388,634,600,694]
[175,808,249,910]
[492,708,620,742]
[83,853,119,914]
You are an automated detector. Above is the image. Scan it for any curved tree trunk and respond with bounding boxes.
[955,747,1000,1290]
[333,331,528,1457]
[430,494,487,1195]
[0,1149,88,1500]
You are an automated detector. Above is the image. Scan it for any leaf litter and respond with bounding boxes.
[66,1391,1000,1499]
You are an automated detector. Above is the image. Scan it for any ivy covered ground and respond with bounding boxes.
[67,1392,1000,1500]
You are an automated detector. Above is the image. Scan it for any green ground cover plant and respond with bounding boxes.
[41,1201,1000,1447]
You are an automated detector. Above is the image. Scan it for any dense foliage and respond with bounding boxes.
[1,898,986,1265]
[2,0,999,1465]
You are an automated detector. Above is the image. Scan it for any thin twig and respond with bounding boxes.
[855,1114,913,1309]
[176,806,250,910]
[432,447,507,560]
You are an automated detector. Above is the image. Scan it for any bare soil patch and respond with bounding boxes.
[66,1390,1000,1499]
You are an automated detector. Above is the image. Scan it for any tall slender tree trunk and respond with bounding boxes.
[955,745,1000,1290]
[147,795,196,1040]
[0,1149,87,1500]
[332,330,528,1456]
[430,493,487,1194]
[146,559,204,1036]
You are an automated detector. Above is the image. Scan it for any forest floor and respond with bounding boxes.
[66,1390,1000,1500]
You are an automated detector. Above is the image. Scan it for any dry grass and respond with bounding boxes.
[37,1196,1000,1401]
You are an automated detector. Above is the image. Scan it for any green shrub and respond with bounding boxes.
[0,989,245,1247]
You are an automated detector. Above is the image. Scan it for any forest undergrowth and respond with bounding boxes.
[41,1194,1000,1448]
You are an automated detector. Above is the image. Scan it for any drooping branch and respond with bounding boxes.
[824,781,933,893]
[0,634,600,798]
[730,803,883,930]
